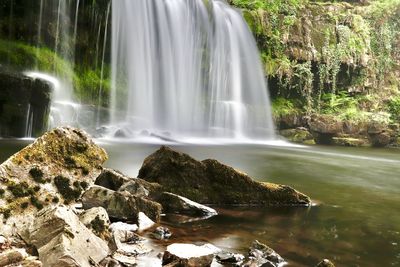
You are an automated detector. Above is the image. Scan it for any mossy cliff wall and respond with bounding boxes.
[230,0,400,146]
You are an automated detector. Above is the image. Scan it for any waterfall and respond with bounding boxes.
[110,0,275,141]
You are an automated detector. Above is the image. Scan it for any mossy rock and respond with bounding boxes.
[0,126,107,228]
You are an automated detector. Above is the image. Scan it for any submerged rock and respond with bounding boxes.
[0,126,107,234]
[151,226,172,240]
[216,251,245,265]
[244,240,285,267]
[21,205,109,267]
[316,259,336,267]
[159,192,218,217]
[138,146,310,206]
[162,243,220,267]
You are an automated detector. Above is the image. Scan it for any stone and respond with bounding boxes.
[79,207,110,238]
[244,240,285,267]
[151,226,172,240]
[0,126,107,235]
[138,146,310,206]
[95,168,131,191]
[82,185,162,222]
[159,192,218,217]
[110,221,138,234]
[162,243,220,267]
[21,205,109,267]
[332,137,369,147]
[138,212,155,231]
[316,259,336,267]
[0,69,52,138]
[0,248,28,265]
[309,115,343,144]
[280,128,314,144]
[216,251,245,265]
[369,132,392,147]
[99,257,122,267]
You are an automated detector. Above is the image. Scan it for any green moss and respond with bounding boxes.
[52,196,60,204]
[80,181,89,190]
[7,182,33,198]
[0,188,5,198]
[29,167,45,183]
[90,215,106,234]
[20,202,29,209]
[2,209,11,220]
[30,196,44,210]
[54,175,82,202]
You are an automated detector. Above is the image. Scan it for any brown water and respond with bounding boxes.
[1,139,400,266]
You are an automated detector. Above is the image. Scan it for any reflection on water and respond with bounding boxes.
[1,139,399,266]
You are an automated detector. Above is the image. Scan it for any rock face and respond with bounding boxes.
[21,205,109,267]
[0,126,107,233]
[0,69,52,138]
[159,192,218,217]
[162,243,220,267]
[138,146,310,206]
[82,185,162,222]
[309,115,343,144]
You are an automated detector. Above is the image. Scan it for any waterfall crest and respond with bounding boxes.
[110,0,275,141]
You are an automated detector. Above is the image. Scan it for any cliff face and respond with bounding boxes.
[231,0,400,146]
[0,69,52,137]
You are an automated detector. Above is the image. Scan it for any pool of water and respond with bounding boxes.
[1,139,399,266]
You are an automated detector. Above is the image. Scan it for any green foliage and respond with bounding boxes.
[388,96,400,121]
[272,97,298,117]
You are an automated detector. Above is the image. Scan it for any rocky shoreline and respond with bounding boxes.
[0,127,334,267]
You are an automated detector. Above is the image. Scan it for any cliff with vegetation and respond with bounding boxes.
[231,0,400,146]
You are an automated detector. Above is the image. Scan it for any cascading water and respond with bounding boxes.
[110,0,275,141]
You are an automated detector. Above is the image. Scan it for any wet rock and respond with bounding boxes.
[151,226,172,240]
[0,69,52,138]
[316,259,336,267]
[0,126,107,234]
[244,240,285,267]
[21,205,109,267]
[162,243,220,267]
[160,192,218,217]
[216,251,245,265]
[280,127,315,144]
[82,185,162,222]
[79,207,110,238]
[332,137,369,147]
[138,146,310,206]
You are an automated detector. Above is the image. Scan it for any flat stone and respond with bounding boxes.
[162,243,220,267]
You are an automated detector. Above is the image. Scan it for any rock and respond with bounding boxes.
[369,132,392,147]
[110,221,139,233]
[0,126,107,235]
[95,168,162,197]
[82,185,162,222]
[96,168,131,191]
[138,146,310,206]
[79,207,110,238]
[316,259,336,267]
[159,192,218,217]
[138,212,155,231]
[0,248,28,265]
[99,257,122,267]
[309,115,343,144]
[151,226,172,240]
[332,137,369,147]
[0,69,52,138]
[244,240,285,267]
[280,127,314,144]
[162,243,220,267]
[21,205,109,267]
[216,251,245,265]
[112,252,137,266]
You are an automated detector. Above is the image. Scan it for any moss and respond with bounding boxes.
[54,175,82,202]
[2,209,11,220]
[20,202,29,209]
[0,188,5,198]
[80,181,89,190]
[52,196,59,203]
[29,167,45,183]
[7,182,33,198]
[30,196,44,210]
[90,215,106,234]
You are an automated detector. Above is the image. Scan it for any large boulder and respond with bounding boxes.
[21,205,109,267]
[0,127,107,234]
[0,69,52,138]
[138,146,310,206]
[82,185,162,222]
